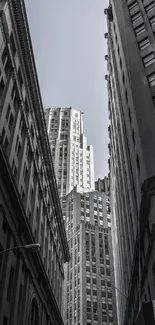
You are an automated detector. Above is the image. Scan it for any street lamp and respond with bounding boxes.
[0,243,40,255]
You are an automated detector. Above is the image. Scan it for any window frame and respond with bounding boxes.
[138,37,150,50]
[143,52,155,67]
[135,23,146,35]
[131,11,142,23]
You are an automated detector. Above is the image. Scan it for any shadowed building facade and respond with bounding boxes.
[0,1,69,324]
[105,0,155,324]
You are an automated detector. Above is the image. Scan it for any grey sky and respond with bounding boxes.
[25,0,109,179]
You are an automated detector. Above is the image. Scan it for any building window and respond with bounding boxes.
[7,266,14,301]
[6,104,11,121]
[128,1,138,13]
[102,315,107,322]
[148,72,155,87]
[143,53,155,67]
[122,72,125,84]
[10,33,16,55]
[2,45,12,76]
[136,154,140,173]
[109,316,113,322]
[93,278,97,284]
[131,11,142,23]
[132,130,135,147]
[146,2,155,13]
[0,78,5,100]
[108,292,112,298]
[87,300,91,308]
[100,267,105,275]
[86,289,91,295]
[135,24,146,35]
[18,68,23,88]
[107,281,111,287]
[28,298,39,325]
[150,16,155,27]
[92,266,96,273]
[125,89,128,102]
[106,268,111,276]
[138,37,150,50]
[17,284,23,314]
[86,266,90,272]
[108,304,113,310]
[8,113,14,131]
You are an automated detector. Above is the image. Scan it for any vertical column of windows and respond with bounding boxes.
[2,102,14,152]
[10,109,26,183]
[7,265,14,301]
[91,233,96,263]
[86,154,90,187]
[0,75,5,104]
[128,0,155,85]
[99,233,104,265]
[2,44,13,79]
[85,197,90,226]
[85,232,90,262]
[94,198,98,225]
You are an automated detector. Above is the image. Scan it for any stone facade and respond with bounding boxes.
[0,1,69,325]
[106,0,155,324]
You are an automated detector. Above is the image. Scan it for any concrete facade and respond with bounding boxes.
[106,0,155,324]
[63,187,117,325]
[0,1,69,325]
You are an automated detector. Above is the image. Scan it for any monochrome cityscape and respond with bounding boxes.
[0,0,155,325]
[45,107,117,325]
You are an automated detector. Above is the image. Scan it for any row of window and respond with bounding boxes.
[129,4,155,69]
[0,35,64,301]
[131,5,155,89]
[86,264,111,275]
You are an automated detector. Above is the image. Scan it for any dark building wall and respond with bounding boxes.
[135,301,155,325]
[106,0,155,324]
[0,1,69,325]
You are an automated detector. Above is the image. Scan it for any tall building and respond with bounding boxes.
[45,106,118,324]
[44,107,95,198]
[63,187,117,325]
[0,1,69,325]
[105,1,155,324]
[95,177,110,196]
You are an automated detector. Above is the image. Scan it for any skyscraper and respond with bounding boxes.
[44,107,95,198]
[0,1,69,324]
[105,1,155,324]
[63,187,117,325]
[45,107,117,324]
[95,177,110,196]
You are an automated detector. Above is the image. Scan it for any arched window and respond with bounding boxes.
[28,298,39,325]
